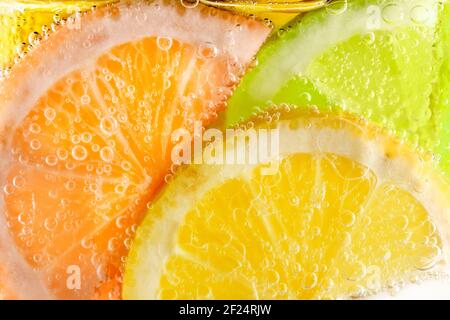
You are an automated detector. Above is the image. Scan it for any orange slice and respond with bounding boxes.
[0,0,269,299]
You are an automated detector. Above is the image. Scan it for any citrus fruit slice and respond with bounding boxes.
[123,110,450,300]
[0,0,115,73]
[0,0,269,299]
[226,0,450,177]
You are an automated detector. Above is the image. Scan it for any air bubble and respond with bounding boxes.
[415,245,442,271]
[180,0,199,9]
[311,226,321,237]
[57,148,68,160]
[115,216,126,229]
[18,212,30,225]
[121,160,131,171]
[71,145,88,161]
[302,272,318,290]
[382,4,404,24]
[326,0,348,15]
[29,123,41,134]
[48,190,58,199]
[349,284,365,298]
[394,215,409,231]
[81,94,91,105]
[12,175,26,188]
[345,261,367,281]
[115,184,126,194]
[28,31,40,47]
[99,146,114,163]
[410,5,430,24]
[157,36,173,51]
[81,132,92,143]
[71,134,81,144]
[108,237,119,252]
[341,210,356,227]
[197,42,218,59]
[44,217,58,231]
[81,237,94,249]
[164,79,171,89]
[44,108,56,121]
[117,113,128,123]
[290,196,300,206]
[100,116,118,136]
[364,32,376,45]
[30,139,41,150]
[300,92,312,102]
[322,279,334,292]
[65,180,76,191]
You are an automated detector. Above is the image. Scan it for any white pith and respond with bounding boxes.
[0,0,267,133]
[0,0,269,299]
[124,117,450,300]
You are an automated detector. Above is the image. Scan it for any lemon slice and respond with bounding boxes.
[123,110,450,299]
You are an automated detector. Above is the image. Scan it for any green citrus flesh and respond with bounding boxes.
[226,0,449,177]
[431,1,450,176]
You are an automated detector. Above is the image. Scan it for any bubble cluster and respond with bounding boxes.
[152,151,445,299]
[0,9,248,298]
[227,0,448,177]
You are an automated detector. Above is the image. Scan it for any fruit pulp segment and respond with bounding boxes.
[2,36,236,299]
[157,153,442,299]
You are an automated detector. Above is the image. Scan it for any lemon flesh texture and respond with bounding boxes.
[0,0,114,71]
[124,114,449,299]
[226,0,449,177]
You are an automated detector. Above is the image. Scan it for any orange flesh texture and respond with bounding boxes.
[0,3,269,299]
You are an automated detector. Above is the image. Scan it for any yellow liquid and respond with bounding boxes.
[201,0,327,27]
[0,0,115,72]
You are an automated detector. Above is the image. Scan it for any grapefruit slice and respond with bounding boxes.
[123,110,450,299]
[0,0,269,299]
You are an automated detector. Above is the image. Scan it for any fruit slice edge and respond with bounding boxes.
[124,110,450,299]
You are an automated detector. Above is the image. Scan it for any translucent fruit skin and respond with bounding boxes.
[226,0,450,178]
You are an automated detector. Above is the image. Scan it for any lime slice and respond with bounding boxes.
[226,0,449,176]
